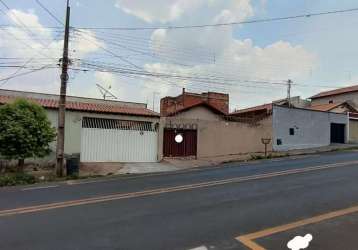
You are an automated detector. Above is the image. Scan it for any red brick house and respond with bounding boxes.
[160,88,229,117]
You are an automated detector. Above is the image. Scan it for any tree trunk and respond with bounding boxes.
[18,159,25,172]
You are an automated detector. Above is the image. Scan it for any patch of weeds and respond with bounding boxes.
[0,173,36,187]
[250,155,266,160]
[250,153,284,161]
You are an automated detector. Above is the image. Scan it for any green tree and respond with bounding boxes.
[0,98,56,171]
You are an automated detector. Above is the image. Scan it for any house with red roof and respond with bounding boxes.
[159,89,273,159]
[0,88,160,164]
[160,88,229,120]
[309,84,358,142]
[310,85,358,106]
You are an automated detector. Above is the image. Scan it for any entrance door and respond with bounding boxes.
[163,129,197,157]
[330,123,345,143]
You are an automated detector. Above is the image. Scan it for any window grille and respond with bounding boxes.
[82,117,156,131]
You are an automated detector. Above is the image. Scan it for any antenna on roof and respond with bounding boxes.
[96,83,118,100]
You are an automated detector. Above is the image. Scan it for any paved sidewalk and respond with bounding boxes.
[164,143,358,170]
[80,144,358,176]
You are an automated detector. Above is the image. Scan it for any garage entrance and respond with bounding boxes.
[81,117,158,162]
[163,129,197,157]
[330,123,346,143]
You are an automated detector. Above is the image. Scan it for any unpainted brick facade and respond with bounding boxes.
[160,88,229,116]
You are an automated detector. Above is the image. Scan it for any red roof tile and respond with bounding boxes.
[0,95,159,117]
[166,100,227,116]
[231,103,273,115]
[308,101,357,112]
[308,102,343,112]
[310,85,358,99]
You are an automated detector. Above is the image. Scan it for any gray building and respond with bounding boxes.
[273,105,348,151]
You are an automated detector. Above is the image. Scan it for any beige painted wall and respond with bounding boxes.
[330,105,351,113]
[197,117,272,158]
[349,119,358,143]
[311,92,358,106]
[159,116,272,159]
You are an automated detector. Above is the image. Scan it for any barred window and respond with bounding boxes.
[82,117,156,131]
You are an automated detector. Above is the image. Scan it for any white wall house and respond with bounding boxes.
[0,89,160,163]
[273,105,348,151]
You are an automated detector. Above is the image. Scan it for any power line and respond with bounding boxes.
[0,65,55,82]
[74,7,358,30]
[73,31,304,82]
[35,0,64,25]
[0,27,63,87]
[0,24,62,30]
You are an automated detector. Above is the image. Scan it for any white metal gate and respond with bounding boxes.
[80,118,158,162]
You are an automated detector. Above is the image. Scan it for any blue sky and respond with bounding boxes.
[1,0,358,110]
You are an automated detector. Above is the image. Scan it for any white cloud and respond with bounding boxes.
[149,21,316,81]
[147,27,317,108]
[115,0,205,23]
[114,0,317,108]
[0,3,319,110]
[0,9,102,95]
[115,0,254,24]
[213,0,254,23]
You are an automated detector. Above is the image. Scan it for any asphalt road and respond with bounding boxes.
[1,151,358,250]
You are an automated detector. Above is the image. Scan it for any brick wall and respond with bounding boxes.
[160,89,229,116]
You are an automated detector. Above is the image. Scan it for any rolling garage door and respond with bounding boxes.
[81,117,158,162]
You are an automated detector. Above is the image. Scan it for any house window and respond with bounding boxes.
[277,139,282,145]
[289,128,295,135]
[329,100,333,104]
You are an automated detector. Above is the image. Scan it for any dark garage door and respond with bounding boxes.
[163,129,197,157]
[330,123,345,143]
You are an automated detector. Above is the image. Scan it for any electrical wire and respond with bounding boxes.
[35,0,64,26]
[74,7,358,30]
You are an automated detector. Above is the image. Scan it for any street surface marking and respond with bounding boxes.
[21,185,59,191]
[1,160,357,217]
[287,234,312,250]
[236,204,358,250]
[189,246,208,250]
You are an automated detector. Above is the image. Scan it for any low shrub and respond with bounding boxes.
[0,173,36,187]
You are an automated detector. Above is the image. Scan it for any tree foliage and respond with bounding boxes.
[0,98,56,167]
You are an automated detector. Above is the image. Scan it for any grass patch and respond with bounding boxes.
[0,173,36,187]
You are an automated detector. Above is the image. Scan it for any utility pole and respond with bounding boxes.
[56,0,70,177]
[287,79,292,108]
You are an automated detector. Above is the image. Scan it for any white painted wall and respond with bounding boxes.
[273,106,348,151]
[46,109,159,156]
